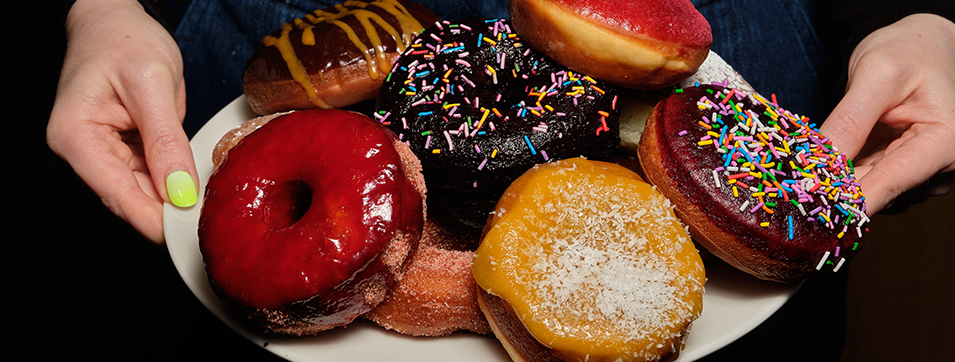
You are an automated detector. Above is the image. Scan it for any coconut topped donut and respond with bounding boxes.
[638,83,869,283]
[376,18,621,228]
[473,158,705,362]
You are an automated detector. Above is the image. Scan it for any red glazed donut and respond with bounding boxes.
[510,0,711,89]
[198,109,425,335]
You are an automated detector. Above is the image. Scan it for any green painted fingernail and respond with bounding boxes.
[166,170,197,207]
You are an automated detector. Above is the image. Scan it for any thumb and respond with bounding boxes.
[124,68,197,208]
[820,56,902,159]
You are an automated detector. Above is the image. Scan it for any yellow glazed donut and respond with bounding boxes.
[472,158,705,362]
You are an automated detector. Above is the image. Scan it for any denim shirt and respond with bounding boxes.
[174,0,830,137]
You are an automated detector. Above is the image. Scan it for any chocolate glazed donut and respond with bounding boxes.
[377,18,622,228]
[243,0,440,115]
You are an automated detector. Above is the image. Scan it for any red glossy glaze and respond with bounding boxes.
[549,0,711,46]
[198,109,423,321]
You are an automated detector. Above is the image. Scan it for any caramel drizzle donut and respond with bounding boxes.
[261,0,428,109]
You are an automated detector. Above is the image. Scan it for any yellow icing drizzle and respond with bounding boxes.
[261,0,427,109]
[263,23,328,108]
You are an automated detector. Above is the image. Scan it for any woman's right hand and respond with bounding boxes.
[47,0,196,244]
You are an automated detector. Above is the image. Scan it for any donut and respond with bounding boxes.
[198,108,426,335]
[211,111,292,169]
[617,51,755,155]
[472,158,705,362]
[509,0,711,89]
[364,210,490,336]
[242,0,440,115]
[638,83,869,283]
[376,18,621,228]
[211,112,486,337]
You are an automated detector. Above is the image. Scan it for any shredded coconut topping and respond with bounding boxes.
[494,163,704,353]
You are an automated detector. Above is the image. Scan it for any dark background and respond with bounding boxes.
[10,1,279,360]
[10,1,952,361]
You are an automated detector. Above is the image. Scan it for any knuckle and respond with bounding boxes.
[130,59,176,84]
[146,124,184,158]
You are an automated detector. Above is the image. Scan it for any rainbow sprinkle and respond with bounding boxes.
[682,83,869,271]
[376,18,620,215]
[379,19,617,158]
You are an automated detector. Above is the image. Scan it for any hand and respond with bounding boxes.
[47,0,196,243]
[821,13,955,216]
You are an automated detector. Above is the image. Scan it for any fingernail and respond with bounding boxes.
[166,170,197,207]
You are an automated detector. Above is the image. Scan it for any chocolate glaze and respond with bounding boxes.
[647,84,866,281]
[377,18,621,228]
[198,109,423,333]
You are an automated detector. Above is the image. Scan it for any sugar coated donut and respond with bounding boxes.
[243,0,440,115]
[198,109,426,335]
[364,210,490,336]
[473,158,705,362]
[376,18,621,228]
[510,0,711,89]
[638,83,869,283]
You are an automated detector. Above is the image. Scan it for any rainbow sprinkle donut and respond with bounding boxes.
[638,82,868,283]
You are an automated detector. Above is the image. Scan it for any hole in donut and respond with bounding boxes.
[263,180,313,230]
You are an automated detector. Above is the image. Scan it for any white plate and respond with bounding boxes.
[164,95,800,361]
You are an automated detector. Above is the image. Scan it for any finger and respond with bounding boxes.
[52,122,166,243]
[117,61,198,209]
[820,59,905,159]
[119,129,151,172]
[858,128,954,215]
[177,79,187,124]
[119,170,167,242]
[98,166,165,243]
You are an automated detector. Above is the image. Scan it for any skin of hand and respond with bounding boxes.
[47,0,196,244]
[821,13,955,216]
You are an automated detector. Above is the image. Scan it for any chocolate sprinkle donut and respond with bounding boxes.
[376,18,621,227]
